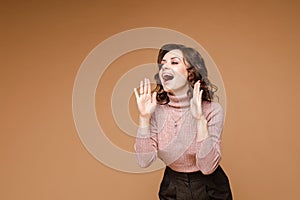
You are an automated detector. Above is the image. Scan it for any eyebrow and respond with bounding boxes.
[161,56,183,61]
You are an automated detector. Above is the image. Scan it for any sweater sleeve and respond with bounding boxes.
[196,102,224,174]
[134,112,158,168]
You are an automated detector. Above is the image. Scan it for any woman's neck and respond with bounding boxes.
[167,93,190,108]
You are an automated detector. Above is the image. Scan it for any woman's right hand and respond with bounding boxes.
[134,78,157,120]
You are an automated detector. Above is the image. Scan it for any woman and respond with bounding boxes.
[134,44,232,200]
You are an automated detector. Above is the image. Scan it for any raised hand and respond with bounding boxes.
[134,78,157,119]
[190,81,208,141]
[190,81,204,120]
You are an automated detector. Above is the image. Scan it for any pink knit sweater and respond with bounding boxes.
[134,94,224,174]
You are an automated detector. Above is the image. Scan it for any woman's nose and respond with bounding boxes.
[161,62,170,70]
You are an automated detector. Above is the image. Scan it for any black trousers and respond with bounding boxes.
[159,166,232,200]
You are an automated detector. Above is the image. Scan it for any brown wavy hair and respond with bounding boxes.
[154,44,218,104]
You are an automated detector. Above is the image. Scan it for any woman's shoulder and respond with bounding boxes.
[150,104,168,127]
[202,101,224,118]
[154,103,168,115]
[202,100,223,110]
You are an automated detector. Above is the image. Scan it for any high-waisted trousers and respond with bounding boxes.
[159,166,232,200]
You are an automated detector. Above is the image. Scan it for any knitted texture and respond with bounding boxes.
[134,94,224,174]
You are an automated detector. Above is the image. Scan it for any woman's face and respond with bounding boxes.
[159,49,189,96]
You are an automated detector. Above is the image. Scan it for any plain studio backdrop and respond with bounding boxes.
[1,0,299,199]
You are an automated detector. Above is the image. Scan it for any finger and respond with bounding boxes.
[152,92,157,104]
[147,78,151,95]
[194,81,199,97]
[198,89,203,113]
[139,80,143,95]
[144,78,148,95]
[199,90,203,103]
[197,81,200,96]
[134,88,139,100]
[198,80,201,88]
[193,82,197,98]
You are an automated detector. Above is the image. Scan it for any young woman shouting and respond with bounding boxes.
[134,44,233,200]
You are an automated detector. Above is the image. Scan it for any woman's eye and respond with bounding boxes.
[171,61,178,65]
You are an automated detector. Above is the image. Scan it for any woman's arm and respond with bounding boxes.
[189,81,223,174]
[133,78,158,168]
[134,115,158,168]
[195,102,224,174]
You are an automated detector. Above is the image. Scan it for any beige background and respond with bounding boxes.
[1,0,300,199]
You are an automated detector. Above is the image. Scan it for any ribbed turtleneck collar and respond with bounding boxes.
[167,93,190,108]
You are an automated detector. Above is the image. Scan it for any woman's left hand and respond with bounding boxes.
[191,81,208,141]
[190,81,204,120]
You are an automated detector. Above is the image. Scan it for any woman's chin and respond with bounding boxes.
[162,86,172,93]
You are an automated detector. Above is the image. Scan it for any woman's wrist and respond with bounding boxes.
[196,115,208,141]
[195,114,205,120]
[139,115,151,128]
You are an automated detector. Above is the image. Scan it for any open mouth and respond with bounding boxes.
[162,73,174,82]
